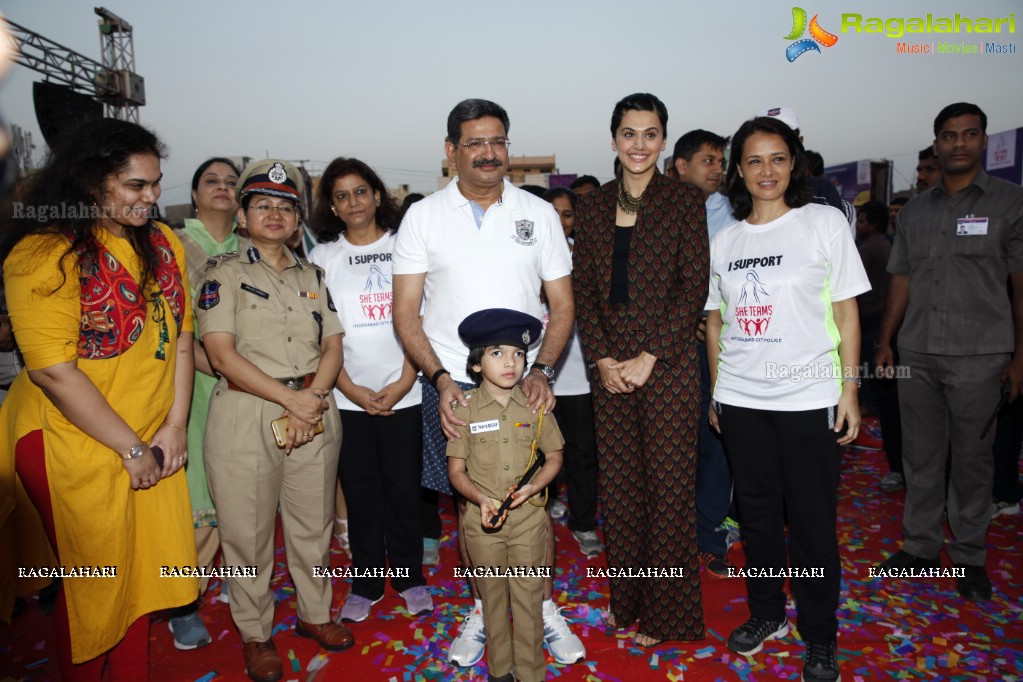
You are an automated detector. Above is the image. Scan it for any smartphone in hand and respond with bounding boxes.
[271,416,324,448]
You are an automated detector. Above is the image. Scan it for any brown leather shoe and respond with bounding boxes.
[295,619,355,651]
[242,640,283,682]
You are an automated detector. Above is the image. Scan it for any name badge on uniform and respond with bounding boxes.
[241,283,270,299]
[956,217,988,236]
[469,419,500,434]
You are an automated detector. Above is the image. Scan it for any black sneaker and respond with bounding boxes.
[802,639,841,681]
[955,564,992,601]
[876,549,939,573]
[726,617,789,655]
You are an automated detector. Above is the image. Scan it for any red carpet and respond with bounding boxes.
[3,423,1022,681]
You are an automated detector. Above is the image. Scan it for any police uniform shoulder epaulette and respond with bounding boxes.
[299,257,324,273]
[205,252,240,268]
[464,389,477,401]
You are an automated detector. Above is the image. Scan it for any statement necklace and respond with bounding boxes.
[616,183,643,215]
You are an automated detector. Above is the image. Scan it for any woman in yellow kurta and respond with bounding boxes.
[0,118,198,679]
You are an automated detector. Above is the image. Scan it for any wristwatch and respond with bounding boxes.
[531,363,556,384]
[123,443,145,460]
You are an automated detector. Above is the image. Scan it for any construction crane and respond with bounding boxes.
[3,7,145,123]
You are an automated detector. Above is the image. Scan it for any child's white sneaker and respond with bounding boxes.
[542,601,585,664]
[448,602,486,667]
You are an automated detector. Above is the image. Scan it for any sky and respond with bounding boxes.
[1,0,1021,208]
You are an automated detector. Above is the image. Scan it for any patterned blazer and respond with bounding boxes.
[572,172,709,366]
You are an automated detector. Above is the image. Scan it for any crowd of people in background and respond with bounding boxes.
[0,95,1020,682]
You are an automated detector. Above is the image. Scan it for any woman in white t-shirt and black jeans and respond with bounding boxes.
[705,117,869,682]
[308,158,432,623]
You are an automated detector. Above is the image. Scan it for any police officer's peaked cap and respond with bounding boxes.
[237,159,302,202]
[458,308,542,350]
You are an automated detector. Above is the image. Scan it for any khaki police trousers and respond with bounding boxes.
[463,501,547,682]
[204,383,341,642]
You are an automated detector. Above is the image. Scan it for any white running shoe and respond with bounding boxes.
[215,580,230,604]
[993,499,1020,517]
[448,603,486,667]
[542,601,585,664]
[572,530,603,558]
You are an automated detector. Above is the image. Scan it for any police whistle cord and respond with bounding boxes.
[980,379,1012,439]
[489,409,546,526]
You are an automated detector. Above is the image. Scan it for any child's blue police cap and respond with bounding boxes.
[458,308,542,350]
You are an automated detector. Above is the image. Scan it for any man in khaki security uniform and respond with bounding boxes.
[196,159,353,682]
[447,308,565,682]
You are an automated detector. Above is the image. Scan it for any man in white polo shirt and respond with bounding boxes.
[392,98,581,669]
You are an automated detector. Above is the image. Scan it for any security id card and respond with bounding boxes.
[956,217,988,236]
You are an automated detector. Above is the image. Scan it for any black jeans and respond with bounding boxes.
[339,405,425,598]
[553,393,599,532]
[717,403,841,642]
[861,313,902,474]
[420,488,442,540]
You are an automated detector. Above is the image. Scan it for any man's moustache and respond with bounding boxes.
[472,159,504,169]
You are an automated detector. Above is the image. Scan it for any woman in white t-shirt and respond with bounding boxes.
[542,187,601,558]
[308,158,431,623]
[705,116,869,682]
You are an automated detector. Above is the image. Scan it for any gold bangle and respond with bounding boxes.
[164,422,187,432]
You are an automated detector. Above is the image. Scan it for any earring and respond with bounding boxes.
[331,207,337,217]
[376,199,381,207]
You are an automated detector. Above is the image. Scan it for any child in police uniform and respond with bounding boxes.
[447,308,565,682]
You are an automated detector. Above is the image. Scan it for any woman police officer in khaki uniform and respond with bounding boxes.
[196,159,353,682]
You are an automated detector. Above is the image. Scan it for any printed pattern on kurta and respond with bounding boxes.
[572,173,708,640]
[0,224,198,662]
[76,229,186,360]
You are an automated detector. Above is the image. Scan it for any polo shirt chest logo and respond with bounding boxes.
[512,220,537,246]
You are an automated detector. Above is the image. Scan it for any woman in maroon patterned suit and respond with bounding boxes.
[572,93,708,647]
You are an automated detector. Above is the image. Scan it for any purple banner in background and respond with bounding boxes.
[983,127,1022,185]
[548,174,577,189]
[823,160,869,204]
